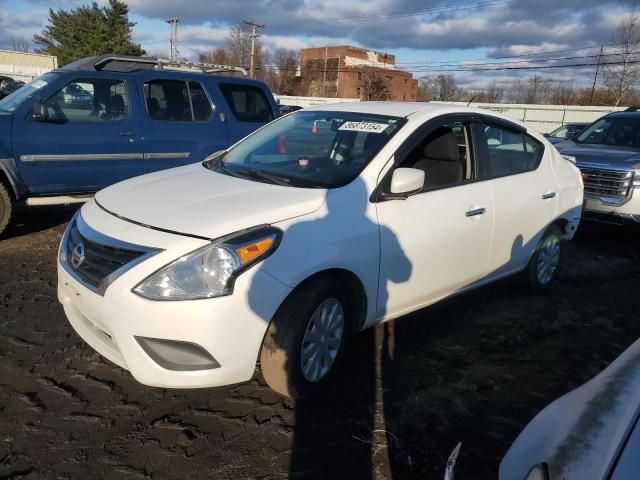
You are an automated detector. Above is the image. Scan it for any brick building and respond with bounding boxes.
[300,45,417,102]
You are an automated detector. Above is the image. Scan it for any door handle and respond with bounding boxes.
[542,192,556,199]
[118,131,136,137]
[465,207,486,217]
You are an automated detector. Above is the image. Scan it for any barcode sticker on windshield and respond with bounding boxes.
[338,122,388,133]
[31,79,47,89]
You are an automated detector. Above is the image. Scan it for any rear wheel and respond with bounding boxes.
[0,182,12,237]
[260,280,353,399]
[524,225,563,292]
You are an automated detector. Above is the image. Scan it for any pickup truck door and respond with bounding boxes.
[217,82,277,144]
[139,76,229,173]
[12,73,143,194]
[375,116,494,320]
[474,122,557,277]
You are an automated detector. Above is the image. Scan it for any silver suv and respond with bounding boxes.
[555,110,640,224]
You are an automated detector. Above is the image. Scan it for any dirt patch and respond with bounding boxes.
[1,206,639,479]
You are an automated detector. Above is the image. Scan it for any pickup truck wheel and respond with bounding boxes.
[260,280,351,399]
[0,182,12,237]
[524,225,563,292]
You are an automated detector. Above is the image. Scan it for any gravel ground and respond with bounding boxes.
[0,205,639,480]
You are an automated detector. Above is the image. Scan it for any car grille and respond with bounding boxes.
[580,167,634,201]
[61,214,156,294]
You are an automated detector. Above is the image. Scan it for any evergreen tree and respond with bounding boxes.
[33,0,144,66]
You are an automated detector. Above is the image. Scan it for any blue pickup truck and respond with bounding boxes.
[0,55,279,235]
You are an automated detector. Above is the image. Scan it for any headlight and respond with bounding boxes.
[133,226,281,301]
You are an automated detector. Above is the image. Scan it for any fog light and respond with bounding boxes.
[135,337,220,371]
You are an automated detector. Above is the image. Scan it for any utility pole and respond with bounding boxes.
[590,45,604,105]
[243,20,264,79]
[166,17,180,61]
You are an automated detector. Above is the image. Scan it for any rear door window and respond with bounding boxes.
[219,83,274,123]
[144,79,212,122]
[480,124,543,178]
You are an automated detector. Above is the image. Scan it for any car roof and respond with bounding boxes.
[305,101,529,131]
[56,55,264,86]
[606,111,640,118]
[304,101,443,117]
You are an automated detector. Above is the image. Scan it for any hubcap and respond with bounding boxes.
[300,298,345,383]
[536,235,561,285]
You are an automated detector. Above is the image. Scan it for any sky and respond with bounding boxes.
[0,0,637,89]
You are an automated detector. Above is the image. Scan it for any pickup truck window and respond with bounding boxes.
[219,83,274,123]
[144,79,212,122]
[44,78,129,123]
[481,125,542,178]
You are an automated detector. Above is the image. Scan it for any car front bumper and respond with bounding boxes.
[583,188,640,224]
[57,204,292,389]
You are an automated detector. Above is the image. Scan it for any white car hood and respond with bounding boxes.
[95,163,326,239]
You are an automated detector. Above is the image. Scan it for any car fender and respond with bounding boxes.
[0,156,27,199]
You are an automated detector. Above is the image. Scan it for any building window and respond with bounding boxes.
[404,79,407,84]
[403,93,406,101]
[358,72,362,80]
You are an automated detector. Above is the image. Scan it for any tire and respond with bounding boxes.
[524,225,563,292]
[0,182,12,237]
[260,279,354,399]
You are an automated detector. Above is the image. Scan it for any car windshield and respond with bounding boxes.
[208,110,405,188]
[549,125,569,138]
[0,72,59,113]
[576,117,640,147]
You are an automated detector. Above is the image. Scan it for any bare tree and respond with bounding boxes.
[274,48,299,94]
[359,70,392,100]
[485,81,504,103]
[416,75,460,101]
[434,74,458,101]
[226,22,254,69]
[198,47,230,65]
[604,11,640,106]
[11,36,30,52]
[549,81,576,105]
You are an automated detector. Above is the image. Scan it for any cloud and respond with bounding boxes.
[2,0,639,86]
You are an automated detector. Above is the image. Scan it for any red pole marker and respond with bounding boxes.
[278,134,286,153]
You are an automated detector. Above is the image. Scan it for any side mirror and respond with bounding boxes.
[31,100,48,122]
[390,168,425,195]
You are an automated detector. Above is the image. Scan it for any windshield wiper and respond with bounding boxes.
[228,167,292,186]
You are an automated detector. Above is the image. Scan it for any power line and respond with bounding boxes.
[303,0,511,23]
[402,50,640,71]
[262,59,640,75]
[395,42,623,65]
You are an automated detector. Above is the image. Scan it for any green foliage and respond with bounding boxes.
[33,0,145,66]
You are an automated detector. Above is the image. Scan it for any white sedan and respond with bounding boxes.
[58,102,584,398]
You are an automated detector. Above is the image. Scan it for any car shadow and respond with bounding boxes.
[1,204,80,240]
[249,187,634,480]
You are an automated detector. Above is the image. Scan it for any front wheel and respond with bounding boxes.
[260,280,352,399]
[524,225,563,292]
[0,182,13,237]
